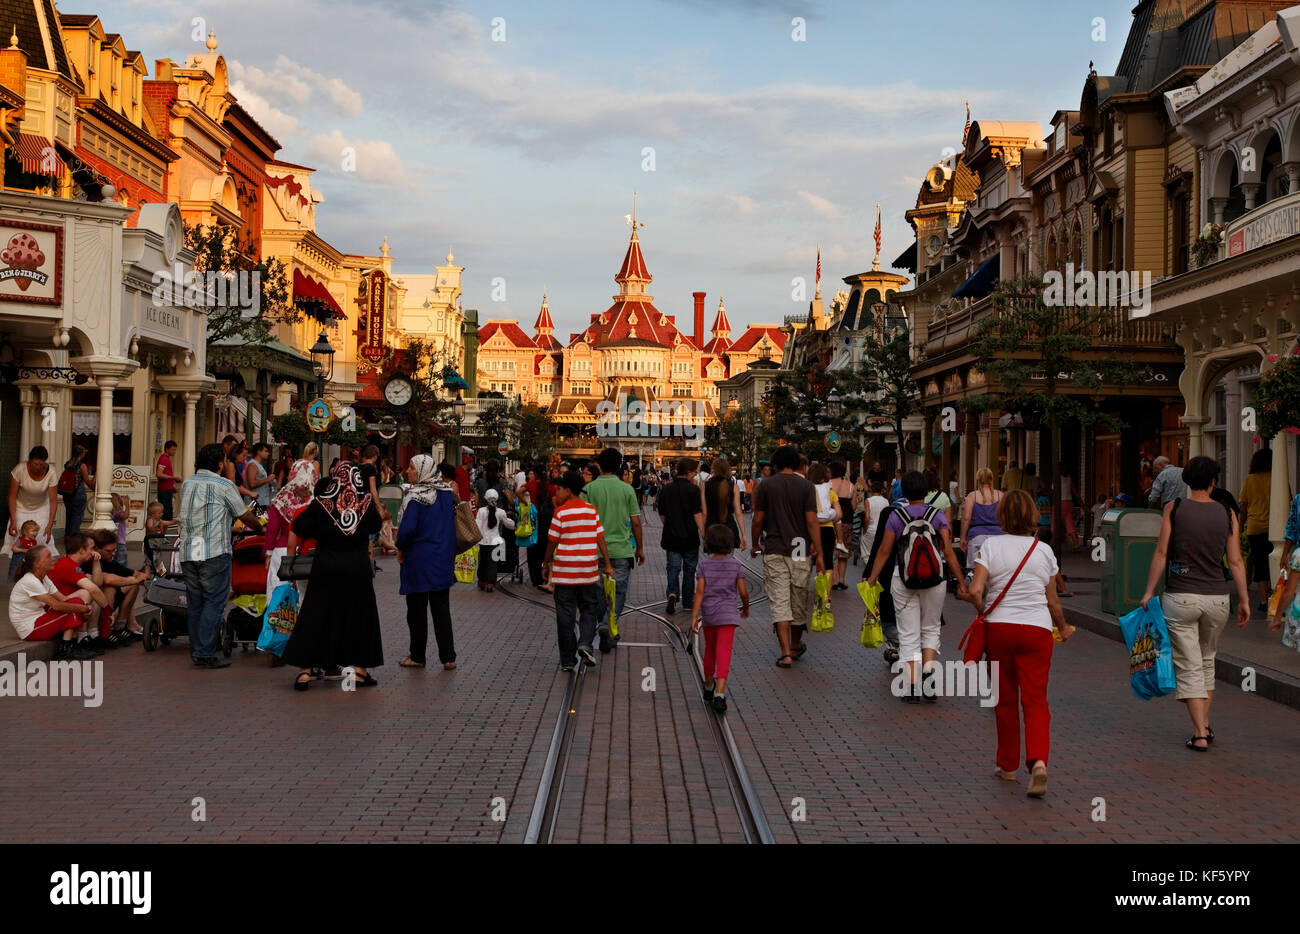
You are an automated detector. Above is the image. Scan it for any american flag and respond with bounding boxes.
[874,204,882,257]
[815,246,820,286]
[962,101,970,146]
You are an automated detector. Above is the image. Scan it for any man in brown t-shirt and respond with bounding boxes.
[751,445,823,667]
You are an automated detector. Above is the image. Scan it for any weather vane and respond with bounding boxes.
[624,191,645,232]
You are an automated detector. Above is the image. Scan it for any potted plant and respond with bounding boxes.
[1191,223,1225,268]
[1254,346,1300,440]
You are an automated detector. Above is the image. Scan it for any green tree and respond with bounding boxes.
[186,223,294,354]
[393,339,457,454]
[969,275,1146,548]
[516,406,557,462]
[837,330,919,462]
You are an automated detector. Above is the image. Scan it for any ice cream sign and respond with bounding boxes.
[0,220,62,305]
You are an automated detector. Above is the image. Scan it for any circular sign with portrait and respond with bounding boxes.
[824,430,842,453]
[306,398,333,432]
[497,441,509,456]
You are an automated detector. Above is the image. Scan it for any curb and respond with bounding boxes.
[1062,604,1300,712]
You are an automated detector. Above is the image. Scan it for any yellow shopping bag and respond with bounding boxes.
[602,573,619,638]
[455,545,478,584]
[811,572,835,632]
[858,580,884,647]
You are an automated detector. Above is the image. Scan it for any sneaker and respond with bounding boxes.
[577,645,597,667]
[597,627,612,654]
[68,643,97,661]
[702,684,715,702]
[192,656,231,669]
[712,694,728,714]
[78,638,105,657]
[899,683,921,704]
[835,543,850,555]
[560,663,576,672]
[922,668,941,702]
[666,594,677,614]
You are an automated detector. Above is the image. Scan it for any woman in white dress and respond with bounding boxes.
[4,445,60,560]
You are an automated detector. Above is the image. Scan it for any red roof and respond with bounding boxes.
[478,320,537,348]
[534,352,563,376]
[534,296,555,332]
[711,300,732,336]
[728,325,786,353]
[701,336,731,354]
[568,299,697,351]
[701,357,728,379]
[616,232,651,282]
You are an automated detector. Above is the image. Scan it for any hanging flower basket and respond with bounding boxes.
[1191,223,1225,268]
[1254,347,1300,440]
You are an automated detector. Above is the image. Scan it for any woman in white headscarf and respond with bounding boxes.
[474,487,515,593]
[264,442,319,602]
[396,457,459,669]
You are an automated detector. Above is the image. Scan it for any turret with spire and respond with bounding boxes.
[710,296,731,348]
[534,288,561,349]
[615,192,652,301]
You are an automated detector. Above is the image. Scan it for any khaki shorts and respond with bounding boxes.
[763,553,812,625]
[1163,591,1230,700]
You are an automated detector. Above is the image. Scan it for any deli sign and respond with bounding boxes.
[1227,191,1300,258]
[0,219,63,305]
[361,270,387,363]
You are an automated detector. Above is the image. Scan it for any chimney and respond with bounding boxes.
[692,291,705,348]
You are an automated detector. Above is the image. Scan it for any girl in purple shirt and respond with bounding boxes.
[690,524,750,713]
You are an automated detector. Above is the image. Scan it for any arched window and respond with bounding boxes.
[1262,135,1288,204]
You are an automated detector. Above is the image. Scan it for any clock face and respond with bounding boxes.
[928,235,942,256]
[384,376,413,407]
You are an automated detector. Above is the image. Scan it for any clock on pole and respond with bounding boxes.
[383,373,413,409]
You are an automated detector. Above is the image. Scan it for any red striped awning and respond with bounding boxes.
[13,133,65,176]
[292,268,344,320]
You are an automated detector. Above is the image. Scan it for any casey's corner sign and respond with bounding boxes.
[361,270,387,363]
[1227,191,1300,258]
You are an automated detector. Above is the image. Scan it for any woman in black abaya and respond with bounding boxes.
[283,462,384,691]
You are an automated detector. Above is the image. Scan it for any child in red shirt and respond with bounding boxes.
[7,519,38,582]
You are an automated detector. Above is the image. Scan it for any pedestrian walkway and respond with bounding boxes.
[1,515,1296,843]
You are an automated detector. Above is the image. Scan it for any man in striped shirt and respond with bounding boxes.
[544,471,614,670]
[179,443,262,669]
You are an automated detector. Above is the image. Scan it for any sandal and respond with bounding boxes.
[294,672,311,692]
[1205,727,1214,744]
[399,657,426,668]
[353,670,378,687]
[1185,736,1209,751]
[793,643,808,658]
[443,661,457,670]
[776,654,794,668]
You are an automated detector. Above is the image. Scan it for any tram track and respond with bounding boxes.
[497,546,773,844]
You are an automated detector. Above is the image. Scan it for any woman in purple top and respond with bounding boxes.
[961,467,1005,580]
[690,524,750,714]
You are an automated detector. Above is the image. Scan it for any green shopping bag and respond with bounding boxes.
[858,580,884,648]
[455,546,478,584]
[602,573,619,638]
[811,572,835,632]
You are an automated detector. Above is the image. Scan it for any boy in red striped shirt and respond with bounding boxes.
[544,471,614,670]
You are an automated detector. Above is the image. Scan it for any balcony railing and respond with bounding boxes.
[924,296,1176,355]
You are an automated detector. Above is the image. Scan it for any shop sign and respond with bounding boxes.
[306,398,333,432]
[0,219,63,305]
[361,271,387,363]
[1227,191,1300,257]
[110,465,151,542]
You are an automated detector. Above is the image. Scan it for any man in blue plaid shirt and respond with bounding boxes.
[179,443,262,669]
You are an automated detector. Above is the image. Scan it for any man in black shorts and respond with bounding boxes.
[84,528,149,645]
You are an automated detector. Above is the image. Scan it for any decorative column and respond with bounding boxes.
[1181,416,1209,459]
[90,376,120,530]
[1240,183,1261,212]
[17,384,37,455]
[183,391,201,477]
[1269,430,1290,579]
[1209,197,1228,226]
[920,413,932,475]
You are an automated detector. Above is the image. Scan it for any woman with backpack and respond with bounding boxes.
[704,457,747,553]
[865,470,966,702]
[60,445,94,538]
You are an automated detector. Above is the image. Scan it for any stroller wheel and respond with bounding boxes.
[143,616,159,652]
[220,624,233,658]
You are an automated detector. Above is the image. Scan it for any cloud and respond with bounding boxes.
[229,56,362,118]
[228,82,302,138]
[797,191,838,218]
[309,130,408,186]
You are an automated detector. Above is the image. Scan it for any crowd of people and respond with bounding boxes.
[5,435,1299,799]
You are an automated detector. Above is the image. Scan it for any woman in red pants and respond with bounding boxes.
[9,545,95,659]
[963,490,1073,797]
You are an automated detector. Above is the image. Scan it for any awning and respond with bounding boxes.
[13,132,65,176]
[952,254,999,298]
[893,241,918,273]
[292,268,344,320]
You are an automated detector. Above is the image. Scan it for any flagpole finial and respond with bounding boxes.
[872,204,883,272]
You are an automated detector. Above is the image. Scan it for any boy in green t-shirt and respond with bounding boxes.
[582,448,646,652]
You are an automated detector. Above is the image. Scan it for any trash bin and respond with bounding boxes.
[1099,507,1164,616]
[378,483,404,523]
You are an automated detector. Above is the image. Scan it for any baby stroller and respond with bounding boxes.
[141,537,188,652]
[220,533,268,657]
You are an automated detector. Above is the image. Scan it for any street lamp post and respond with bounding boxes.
[309,329,335,469]
[452,392,466,465]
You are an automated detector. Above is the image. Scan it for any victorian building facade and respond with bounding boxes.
[1143,3,1300,560]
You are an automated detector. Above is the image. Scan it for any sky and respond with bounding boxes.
[103,0,1137,340]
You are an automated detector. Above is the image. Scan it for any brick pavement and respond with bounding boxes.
[3,506,1297,843]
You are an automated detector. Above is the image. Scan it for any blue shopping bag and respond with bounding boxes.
[257,582,299,657]
[1118,596,1177,700]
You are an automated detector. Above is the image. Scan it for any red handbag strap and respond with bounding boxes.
[983,538,1038,619]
